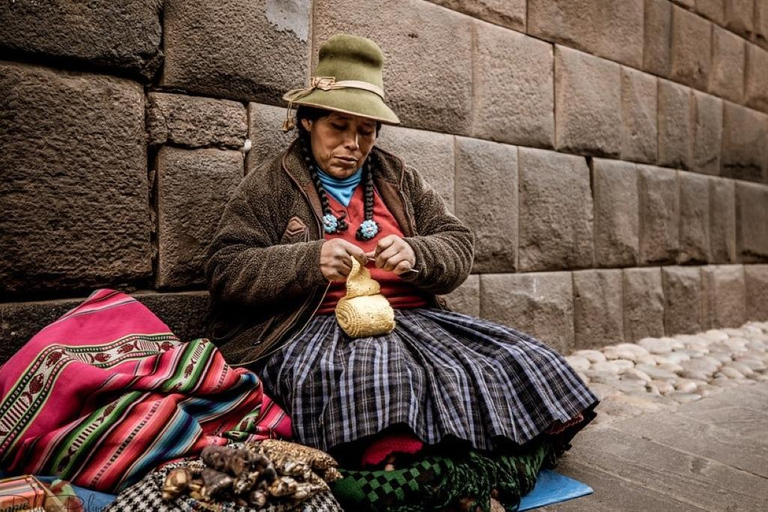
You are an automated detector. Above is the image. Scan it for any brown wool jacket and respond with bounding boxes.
[205,139,475,366]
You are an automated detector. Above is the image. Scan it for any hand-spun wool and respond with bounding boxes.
[335,258,396,338]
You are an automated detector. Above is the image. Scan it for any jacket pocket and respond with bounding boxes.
[280,216,309,244]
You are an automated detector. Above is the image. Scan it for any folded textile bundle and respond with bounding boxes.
[0,290,291,493]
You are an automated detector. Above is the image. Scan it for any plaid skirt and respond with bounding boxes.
[258,308,597,453]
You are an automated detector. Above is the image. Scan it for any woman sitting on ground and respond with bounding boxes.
[206,34,597,511]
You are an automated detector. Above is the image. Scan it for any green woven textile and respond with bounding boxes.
[330,440,553,512]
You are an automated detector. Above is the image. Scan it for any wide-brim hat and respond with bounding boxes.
[282,34,400,130]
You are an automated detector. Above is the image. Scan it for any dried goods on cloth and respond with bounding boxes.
[0,290,291,493]
[105,442,344,512]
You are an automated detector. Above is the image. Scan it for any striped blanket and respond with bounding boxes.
[0,290,290,493]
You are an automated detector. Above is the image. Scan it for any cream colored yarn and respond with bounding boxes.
[335,258,396,338]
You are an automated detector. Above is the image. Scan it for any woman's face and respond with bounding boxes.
[301,112,377,179]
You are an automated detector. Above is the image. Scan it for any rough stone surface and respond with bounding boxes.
[0,0,162,81]
[691,91,723,176]
[758,0,768,49]
[593,159,640,267]
[156,147,243,289]
[678,172,711,264]
[135,291,211,343]
[573,270,624,349]
[746,44,768,113]
[736,182,768,261]
[376,126,455,209]
[695,0,724,24]
[441,274,480,317]
[624,268,666,341]
[246,102,295,174]
[472,22,554,148]
[670,5,712,90]
[709,26,746,103]
[314,0,472,134]
[745,265,768,321]
[644,0,673,77]
[638,166,680,265]
[658,79,692,170]
[518,148,594,271]
[702,265,746,329]
[722,103,768,183]
[724,0,754,38]
[555,45,622,157]
[528,0,644,68]
[663,267,704,334]
[163,0,309,104]
[455,137,517,272]
[427,0,525,31]
[480,273,574,353]
[709,177,737,263]
[621,67,658,164]
[147,93,247,149]
[0,62,150,297]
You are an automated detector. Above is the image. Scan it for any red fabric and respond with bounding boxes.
[317,185,430,314]
[361,432,425,467]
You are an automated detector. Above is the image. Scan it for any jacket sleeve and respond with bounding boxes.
[205,173,327,309]
[400,166,475,295]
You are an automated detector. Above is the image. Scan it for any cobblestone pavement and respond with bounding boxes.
[541,321,768,511]
[566,321,768,425]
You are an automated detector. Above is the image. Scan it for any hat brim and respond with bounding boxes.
[290,88,400,125]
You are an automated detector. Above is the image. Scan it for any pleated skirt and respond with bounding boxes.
[258,308,598,453]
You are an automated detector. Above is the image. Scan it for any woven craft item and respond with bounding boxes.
[335,258,396,338]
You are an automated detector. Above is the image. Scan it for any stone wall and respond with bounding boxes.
[2,0,768,362]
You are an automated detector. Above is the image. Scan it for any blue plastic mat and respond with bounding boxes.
[519,469,594,511]
[5,469,592,511]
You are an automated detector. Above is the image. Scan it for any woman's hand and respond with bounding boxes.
[365,235,417,275]
[320,239,367,282]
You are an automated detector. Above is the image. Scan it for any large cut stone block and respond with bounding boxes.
[0,62,150,296]
[670,5,712,90]
[691,91,723,176]
[658,79,693,170]
[621,67,658,164]
[426,0,526,31]
[745,44,768,113]
[441,274,480,317]
[163,0,309,104]
[695,0,724,24]
[593,159,640,267]
[724,0,754,38]
[709,26,746,103]
[573,270,624,349]
[376,126,455,209]
[709,177,737,263]
[702,265,746,328]
[644,0,673,77]
[455,137,517,272]
[0,0,162,81]
[147,93,247,149]
[745,265,768,321]
[480,273,574,353]
[246,103,296,174]
[314,0,472,134]
[736,182,768,261]
[758,0,768,49]
[678,172,711,264]
[555,46,622,157]
[156,147,244,289]
[518,148,594,271]
[134,291,211,343]
[722,103,768,183]
[662,266,704,335]
[472,22,554,148]
[623,268,665,341]
[639,166,680,264]
[528,0,644,68]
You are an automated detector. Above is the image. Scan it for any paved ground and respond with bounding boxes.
[543,381,768,511]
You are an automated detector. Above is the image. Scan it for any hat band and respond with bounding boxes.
[282,76,385,131]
